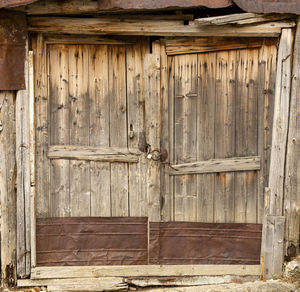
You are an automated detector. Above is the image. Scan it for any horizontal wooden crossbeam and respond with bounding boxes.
[28,17,295,37]
[48,145,140,162]
[169,156,260,175]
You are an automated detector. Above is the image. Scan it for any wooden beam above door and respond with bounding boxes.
[28,17,295,37]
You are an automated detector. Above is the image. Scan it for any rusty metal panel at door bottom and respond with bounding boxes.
[36,217,148,266]
[149,222,262,265]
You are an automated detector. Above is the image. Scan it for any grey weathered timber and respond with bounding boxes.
[35,34,50,218]
[195,13,293,26]
[262,28,294,279]
[144,41,161,221]
[0,91,17,287]
[69,45,91,217]
[165,37,263,56]
[173,53,198,221]
[169,156,260,175]
[257,41,277,224]
[284,17,300,257]
[49,44,70,218]
[89,44,111,217]
[214,50,235,223]
[109,46,129,217]
[48,145,140,162]
[16,43,31,278]
[197,52,216,223]
[27,17,295,37]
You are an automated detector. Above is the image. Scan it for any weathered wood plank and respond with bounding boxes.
[196,52,216,223]
[89,45,111,217]
[195,13,293,26]
[68,45,91,216]
[28,51,37,268]
[127,42,148,217]
[35,33,50,218]
[284,17,300,257]
[109,46,129,216]
[169,156,260,175]
[31,265,261,279]
[16,43,31,278]
[144,41,161,221]
[257,41,277,224]
[268,29,294,217]
[165,37,263,56]
[214,50,235,223]
[0,91,17,287]
[174,53,197,221]
[234,49,258,223]
[262,28,294,279]
[28,17,295,37]
[48,145,140,162]
[49,45,70,217]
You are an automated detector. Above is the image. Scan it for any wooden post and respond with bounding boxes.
[16,42,31,278]
[0,91,17,287]
[261,28,294,279]
[284,16,300,258]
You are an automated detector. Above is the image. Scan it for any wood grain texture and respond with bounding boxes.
[31,265,261,279]
[49,45,70,217]
[28,17,294,37]
[16,43,31,278]
[197,52,216,222]
[169,157,260,175]
[174,53,198,221]
[165,37,263,56]
[0,91,17,287]
[88,45,111,217]
[109,46,129,216]
[268,29,294,217]
[284,17,300,256]
[214,51,236,223]
[35,34,50,218]
[68,45,91,217]
[144,41,161,221]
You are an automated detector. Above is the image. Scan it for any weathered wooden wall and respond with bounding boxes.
[0,91,17,287]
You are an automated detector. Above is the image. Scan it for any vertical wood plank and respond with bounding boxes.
[268,29,294,217]
[257,42,277,224]
[127,42,147,217]
[167,55,175,221]
[197,52,216,223]
[160,41,171,221]
[16,42,31,278]
[89,45,111,217]
[69,45,91,217]
[49,45,70,217]
[109,46,129,216]
[35,34,50,218]
[0,91,17,287]
[284,17,300,257]
[144,41,161,221]
[173,54,197,221]
[262,28,294,279]
[235,49,258,223]
[214,51,235,223]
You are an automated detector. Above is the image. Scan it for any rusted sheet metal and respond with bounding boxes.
[0,10,26,90]
[36,217,148,266]
[98,0,232,10]
[149,222,262,265]
[234,0,300,15]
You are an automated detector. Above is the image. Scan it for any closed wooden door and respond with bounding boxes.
[35,38,160,219]
[161,39,277,224]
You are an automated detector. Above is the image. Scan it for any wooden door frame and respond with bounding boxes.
[16,18,296,280]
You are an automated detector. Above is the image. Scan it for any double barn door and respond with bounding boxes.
[34,35,276,266]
